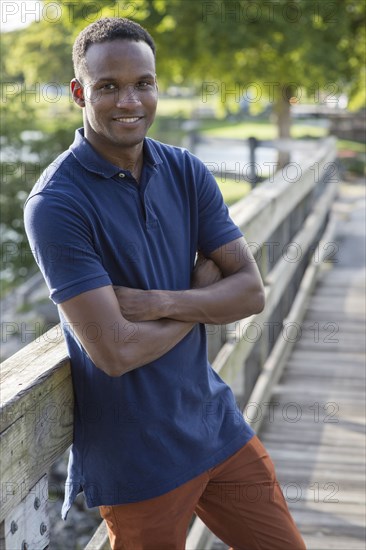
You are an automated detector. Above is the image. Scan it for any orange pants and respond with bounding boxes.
[99,435,306,550]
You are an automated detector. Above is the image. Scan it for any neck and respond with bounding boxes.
[84,126,145,183]
[102,146,144,182]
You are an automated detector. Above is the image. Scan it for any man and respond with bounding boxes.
[24,17,306,550]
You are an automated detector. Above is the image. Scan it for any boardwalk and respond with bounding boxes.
[211,180,366,550]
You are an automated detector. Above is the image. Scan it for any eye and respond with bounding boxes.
[136,81,152,89]
[101,83,117,91]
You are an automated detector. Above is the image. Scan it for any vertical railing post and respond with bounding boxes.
[248,136,259,187]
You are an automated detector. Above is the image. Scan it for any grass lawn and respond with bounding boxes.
[200,119,329,140]
[337,139,365,153]
[216,177,251,205]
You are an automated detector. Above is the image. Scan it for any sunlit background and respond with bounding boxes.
[1,1,365,548]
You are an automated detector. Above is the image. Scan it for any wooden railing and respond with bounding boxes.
[0,137,338,550]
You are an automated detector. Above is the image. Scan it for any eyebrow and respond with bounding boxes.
[93,73,156,85]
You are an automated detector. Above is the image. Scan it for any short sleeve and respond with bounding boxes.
[24,192,111,304]
[197,167,243,256]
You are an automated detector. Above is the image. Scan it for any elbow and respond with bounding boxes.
[94,349,132,378]
[243,286,265,318]
[252,287,265,314]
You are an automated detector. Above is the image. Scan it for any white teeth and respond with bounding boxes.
[115,117,140,123]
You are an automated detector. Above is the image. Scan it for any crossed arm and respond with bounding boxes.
[59,237,264,377]
[115,237,264,325]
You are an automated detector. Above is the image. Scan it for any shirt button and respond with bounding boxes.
[119,173,125,178]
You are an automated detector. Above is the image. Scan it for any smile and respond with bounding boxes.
[113,117,143,123]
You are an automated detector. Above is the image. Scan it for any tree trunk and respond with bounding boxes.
[275,93,291,170]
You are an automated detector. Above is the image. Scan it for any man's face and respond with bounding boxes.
[75,39,158,154]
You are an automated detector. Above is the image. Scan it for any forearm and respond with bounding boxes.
[158,270,265,324]
[114,242,265,325]
[116,317,195,375]
[60,286,195,378]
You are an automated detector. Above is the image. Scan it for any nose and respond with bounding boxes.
[115,85,141,107]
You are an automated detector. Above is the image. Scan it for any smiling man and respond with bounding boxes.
[24,18,305,550]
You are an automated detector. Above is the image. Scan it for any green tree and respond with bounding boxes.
[140,1,365,139]
[5,0,365,133]
[1,0,364,290]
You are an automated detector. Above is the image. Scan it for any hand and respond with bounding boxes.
[191,252,223,289]
[113,286,165,322]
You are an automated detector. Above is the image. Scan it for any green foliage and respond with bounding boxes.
[3,1,365,106]
[1,0,365,291]
[4,20,74,85]
[0,87,82,290]
[144,0,366,106]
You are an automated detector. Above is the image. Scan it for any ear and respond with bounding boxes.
[70,78,85,107]
[154,75,159,93]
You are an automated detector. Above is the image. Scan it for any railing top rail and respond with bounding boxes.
[230,136,337,240]
[1,326,67,418]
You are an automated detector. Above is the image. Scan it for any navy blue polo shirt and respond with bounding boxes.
[24,128,255,518]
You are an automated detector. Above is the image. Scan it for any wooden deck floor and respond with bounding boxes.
[211,181,366,550]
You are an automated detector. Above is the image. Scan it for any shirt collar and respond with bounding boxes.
[69,128,163,178]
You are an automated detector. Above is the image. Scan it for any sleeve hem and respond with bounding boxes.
[200,228,243,257]
[51,274,112,304]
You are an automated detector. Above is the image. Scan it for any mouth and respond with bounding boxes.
[113,116,144,124]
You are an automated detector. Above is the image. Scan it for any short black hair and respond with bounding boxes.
[72,17,156,81]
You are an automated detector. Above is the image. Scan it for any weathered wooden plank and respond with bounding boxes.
[299,326,366,339]
[187,168,343,549]
[288,501,365,516]
[3,475,49,550]
[295,339,366,351]
[311,284,366,294]
[261,403,363,419]
[264,439,366,453]
[307,293,365,304]
[271,384,365,398]
[260,428,364,442]
[290,510,365,531]
[259,409,364,425]
[0,330,73,523]
[301,535,366,550]
[0,326,69,431]
[286,359,365,377]
[251,419,364,435]
[266,448,365,465]
[273,463,366,481]
[295,343,366,353]
[290,349,365,362]
[259,433,365,451]
[304,309,365,322]
[304,312,365,324]
[286,361,365,374]
[214,182,337,384]
[230,137,336,246]
[283,488,365,506]
[283,376,364,389]
[84,520,110,550]
[282,373,365,386]
[264,432,364,444]
[300,326,366,338]
[316,275,366,287]
[278,383,365,395]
